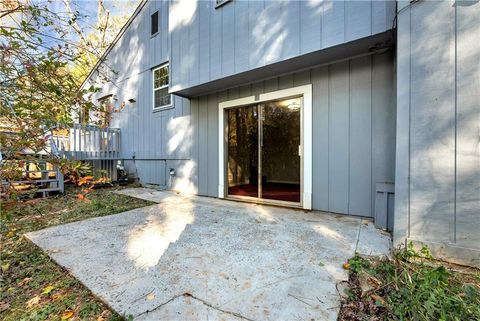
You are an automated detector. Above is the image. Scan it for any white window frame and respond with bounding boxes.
[97,95,113,127]
[152,63,171,111]
[218,84,313,210]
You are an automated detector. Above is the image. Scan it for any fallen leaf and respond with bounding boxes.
[1,263,10,273]
[146,292,155,300]
[318,261,325,266]
[371,294,386,307]
[52,293,63,302]
[24,198,39,205]
[61,310,74,320]
[77,193,85,199]
[0,301,10,313]
[343,262,350,270]
[27,296,40,308]
[19,277,33,287]
[42,285,55,295]
[5,230,15,238]
[97,309,111,321]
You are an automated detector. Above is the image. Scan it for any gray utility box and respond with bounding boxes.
[375,182,395,232]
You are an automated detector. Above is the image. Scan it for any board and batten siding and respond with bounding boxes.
[395,0,480,266]
[189,51,395,217]
[84,0,396,192]
[170,0,396,92]
[86,0,195,187]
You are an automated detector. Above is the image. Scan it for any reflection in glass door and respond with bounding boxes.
[227,105,259,198]
[226,97,301,204]
[260,98,301,203]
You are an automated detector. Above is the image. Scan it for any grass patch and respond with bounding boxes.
[0,186,154,321]
[339,244,480,321]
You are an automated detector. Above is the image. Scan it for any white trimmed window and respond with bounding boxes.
[153,63,171,110]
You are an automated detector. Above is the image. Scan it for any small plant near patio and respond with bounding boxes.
[338,243,480,321]
[0,187,153,321]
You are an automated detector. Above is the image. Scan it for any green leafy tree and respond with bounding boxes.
[0,0,131,193]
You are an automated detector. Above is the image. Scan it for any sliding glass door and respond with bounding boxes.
[226,97,301,204]
[227,105,259,198]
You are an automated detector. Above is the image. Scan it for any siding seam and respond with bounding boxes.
[344,1,347,44]
[209,2,212,81]
[319,1,322,50]
[407,5,412,239]
[298,0,302,54]
[248,1,250,71]
[197,3,201,90]
[326,67,330,212]
[320,1,324,49]
[371,55,374,218]
[327,65,331,212]
[206,95,210,193]
[347,59,351,215]
[453,0,457,243]
[370,0,373,36]
[221,5,223,77]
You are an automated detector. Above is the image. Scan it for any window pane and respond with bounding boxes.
[98,97,111,127]
[154,65,169,88]
[162,92,171,106]
[154,87,171,108]
[151,11,158,35]
[154,70,161,88]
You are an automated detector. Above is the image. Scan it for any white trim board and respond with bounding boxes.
[218,84,313,210]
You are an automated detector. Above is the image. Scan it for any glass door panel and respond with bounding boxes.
[227,105,259,198]
[260,98,301,203]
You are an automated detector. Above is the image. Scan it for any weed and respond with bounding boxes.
[339,245,480,321]
[348,255,370,274]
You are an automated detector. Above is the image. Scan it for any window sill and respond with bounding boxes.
[150,32,159,39]
[152,104,174,113]
[215,0,231,9]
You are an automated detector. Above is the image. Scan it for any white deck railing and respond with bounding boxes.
[51,124,121,160]
[1,160,64,196]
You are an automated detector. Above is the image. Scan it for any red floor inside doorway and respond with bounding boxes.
[228,183,300,203]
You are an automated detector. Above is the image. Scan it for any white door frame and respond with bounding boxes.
[218,84,312,210]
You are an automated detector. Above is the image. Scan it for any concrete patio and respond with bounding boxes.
[26,188,391,321]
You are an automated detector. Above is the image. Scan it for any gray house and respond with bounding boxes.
[81,0,479,267]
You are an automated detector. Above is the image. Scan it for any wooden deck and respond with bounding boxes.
[1,160,64,196]
[51,124,121,160]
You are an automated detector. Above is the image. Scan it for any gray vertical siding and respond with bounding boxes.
[395,0,480,264]
[456,0,480,251]
[88,0,195,186]
[84,1,395,217]
[191,52,396,217]
[170,0,396,92]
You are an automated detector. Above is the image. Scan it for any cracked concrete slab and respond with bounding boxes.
[26,188,391,321]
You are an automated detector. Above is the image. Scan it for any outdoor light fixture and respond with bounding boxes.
[128,98,136,103]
